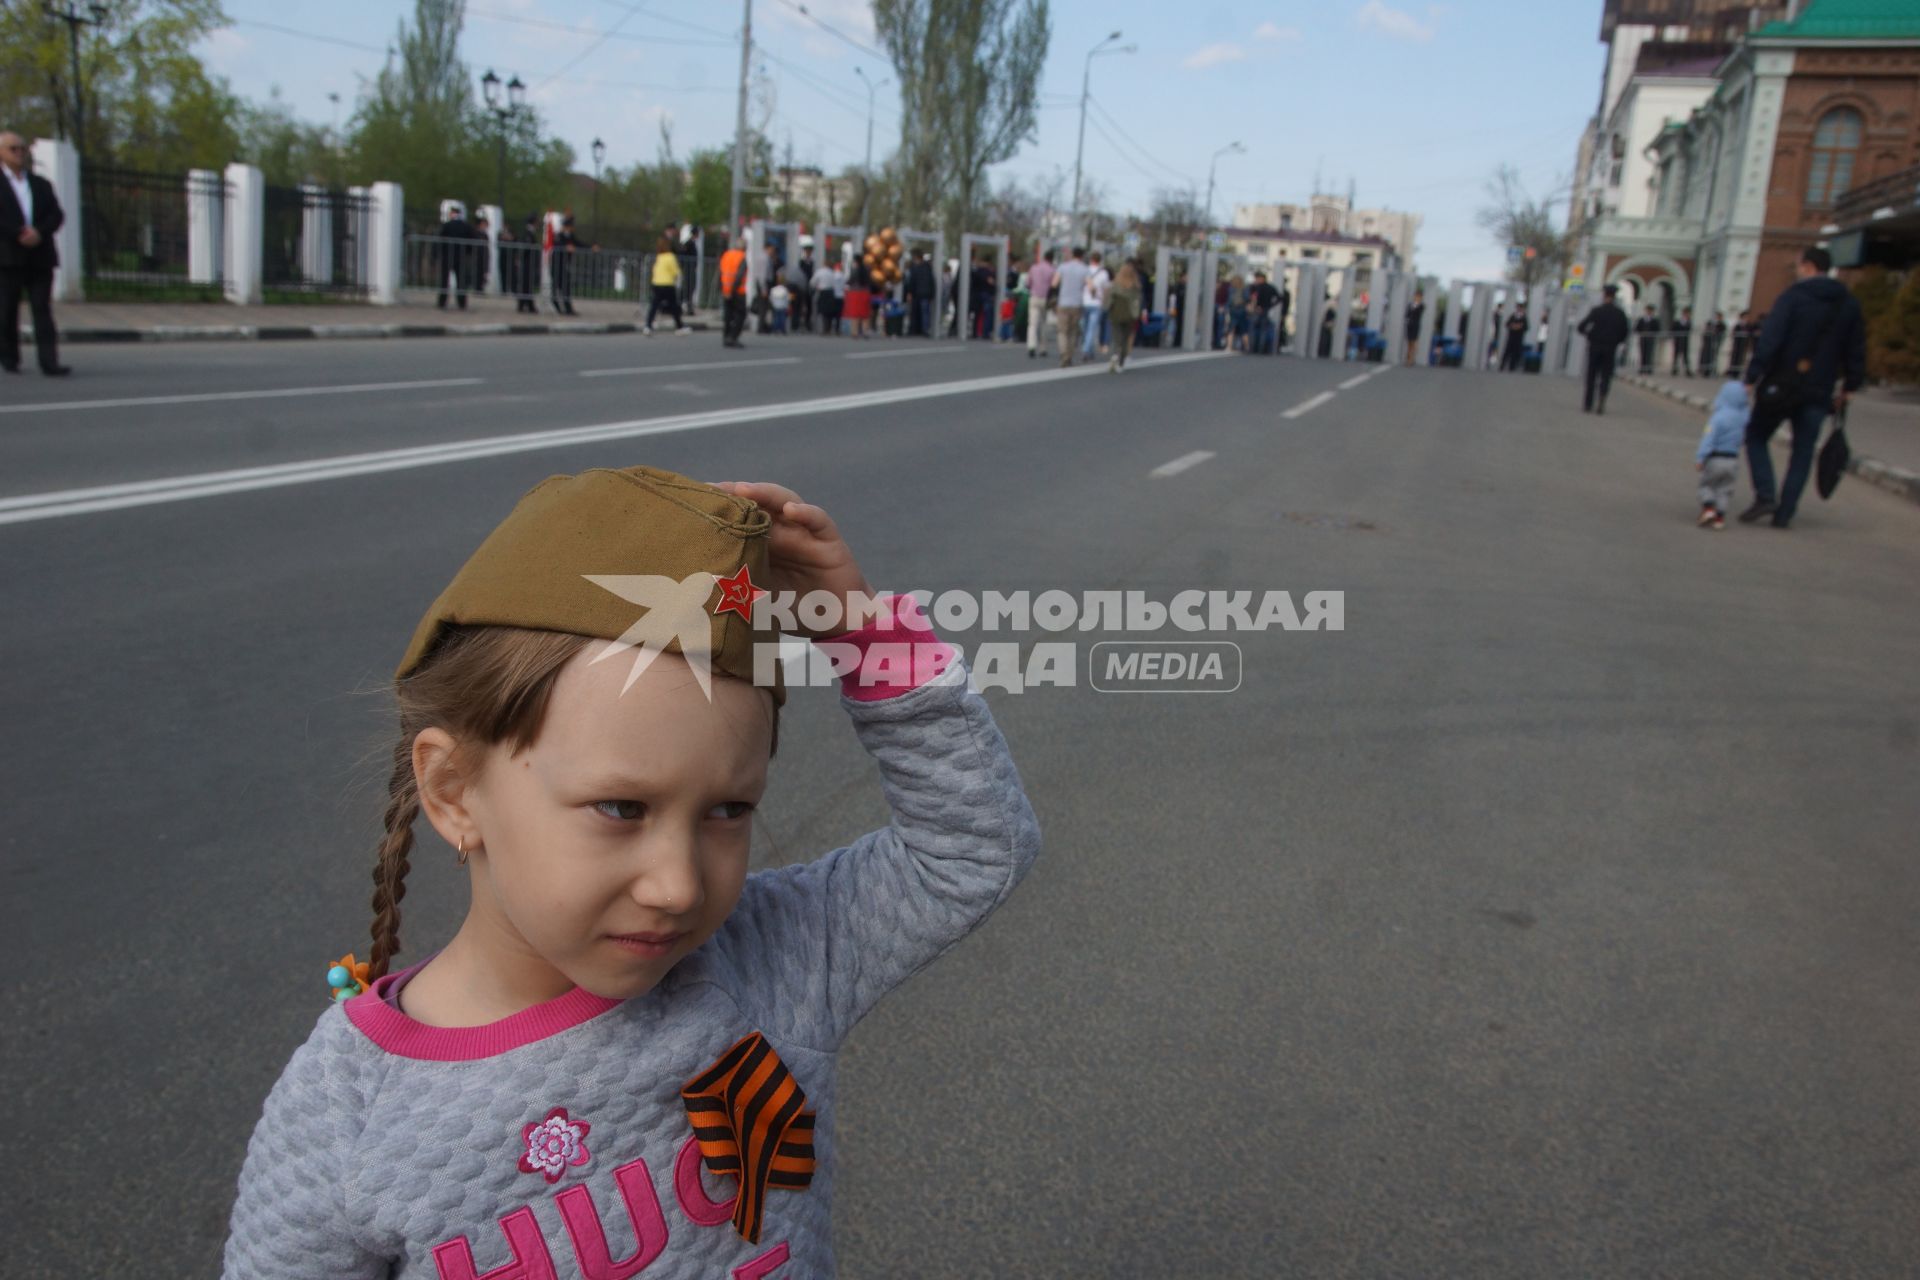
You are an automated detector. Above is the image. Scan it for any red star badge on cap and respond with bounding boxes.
[712,564,765,621]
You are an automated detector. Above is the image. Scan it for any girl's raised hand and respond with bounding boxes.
[711,481,875,638]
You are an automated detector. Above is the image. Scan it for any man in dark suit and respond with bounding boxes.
[0,132,70,376]
[1576,284,1630,414]
[1739,246,1866,529]
[435,206,478,310]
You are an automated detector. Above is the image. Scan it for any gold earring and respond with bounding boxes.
[457,836,470,866]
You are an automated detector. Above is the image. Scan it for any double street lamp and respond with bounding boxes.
[480,69,527,212]
[44,2,108,161]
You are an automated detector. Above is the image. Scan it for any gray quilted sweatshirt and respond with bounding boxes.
[223,661,1039,1279]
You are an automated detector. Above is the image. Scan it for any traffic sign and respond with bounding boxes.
[1208,231,1227,251]
[1123,231,1142,252]
[1570,263,1586,279]
[1506,246,1525,265]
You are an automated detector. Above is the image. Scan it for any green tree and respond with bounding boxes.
[1872,268,1920,385]
[873,0,1050,230]
[348,0,572,227]
[0,0,239,170]
[237,88,337,188]
[684,141,766,235]
[1851,265,1901,382]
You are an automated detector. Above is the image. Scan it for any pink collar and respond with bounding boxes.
[344,958,624,1061]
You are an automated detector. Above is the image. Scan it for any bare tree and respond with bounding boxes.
[1477,164,1572,304]
[1148,186,1207,251]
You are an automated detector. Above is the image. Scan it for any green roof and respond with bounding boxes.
[1754,0,1920,39]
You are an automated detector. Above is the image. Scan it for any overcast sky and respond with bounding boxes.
[200,0,1603,282]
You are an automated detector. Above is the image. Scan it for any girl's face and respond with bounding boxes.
[458,649,773,1001]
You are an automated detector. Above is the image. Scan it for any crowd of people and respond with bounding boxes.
[699,235,1169,373]
[431,207,588,317]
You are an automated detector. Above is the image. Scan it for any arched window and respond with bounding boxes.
[1807,108,1863,205]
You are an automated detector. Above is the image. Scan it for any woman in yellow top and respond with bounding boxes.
[645,234,689,334]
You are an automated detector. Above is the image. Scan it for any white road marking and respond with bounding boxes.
[1337,373,1371,390]
[1149,450,1216,478]
[844,346,966,359]
[1281,391,1337,419]
[578,358,800,377]
[0,378,485,416]
[0,351,1226,525]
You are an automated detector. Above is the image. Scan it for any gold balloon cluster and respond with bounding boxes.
[861,227,905,285]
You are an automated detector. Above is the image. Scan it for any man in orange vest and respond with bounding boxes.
[718,238,749,348]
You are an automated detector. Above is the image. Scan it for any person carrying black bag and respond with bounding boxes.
[1738,246,1866,530]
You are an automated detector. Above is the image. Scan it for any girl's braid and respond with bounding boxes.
[367,731,418,981]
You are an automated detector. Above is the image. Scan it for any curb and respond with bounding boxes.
[32,319,714,345]
[1620,373,1920,509]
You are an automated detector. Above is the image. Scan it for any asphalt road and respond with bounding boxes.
[4,331,1918,1278]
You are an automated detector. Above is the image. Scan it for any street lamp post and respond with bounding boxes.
[481,69,527,213]
[591,137,606,240]
[1071,31,1134,245]
[1205,141,1246,233]
[44,2,108,161]
[852,66,889,229]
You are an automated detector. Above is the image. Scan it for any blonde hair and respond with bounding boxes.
[366,625,778,979]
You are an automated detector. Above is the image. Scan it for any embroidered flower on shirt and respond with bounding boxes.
[519,1107,592,1183]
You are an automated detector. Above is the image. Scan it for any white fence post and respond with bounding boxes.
[299,182,333,284]
[346,186,371,288]
[187,169,223,285]
[30,138,83,303]
[369,181,404,305]
[479,203,504,295]
[223,163,264,305]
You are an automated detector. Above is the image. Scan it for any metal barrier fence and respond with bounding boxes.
[402,235,653,308]
[262,185,374,295]
[79,166,225,298]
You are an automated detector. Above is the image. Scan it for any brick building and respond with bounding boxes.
[1581,0,1920,323]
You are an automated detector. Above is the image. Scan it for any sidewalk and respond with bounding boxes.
[20,292,713,344]
[1621,369,1920,508]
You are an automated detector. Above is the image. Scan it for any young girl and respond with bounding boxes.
[222,465,1041,1278]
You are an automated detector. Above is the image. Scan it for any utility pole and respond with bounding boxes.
[45,3,108,161]
[729,0,753,237]
[854,66,888,230]
[1072,32,1132,246]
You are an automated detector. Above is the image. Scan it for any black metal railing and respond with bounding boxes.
[402,235,652,308]
[79,165,225,299]
[1833,162,1920,226]
[262,185,374,295]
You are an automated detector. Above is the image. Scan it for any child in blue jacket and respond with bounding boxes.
[1696,380,1748,529]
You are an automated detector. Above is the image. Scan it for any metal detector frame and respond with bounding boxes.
[894,226,946,337]
[1153,246,1213,354]
[957,233,1011,343]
